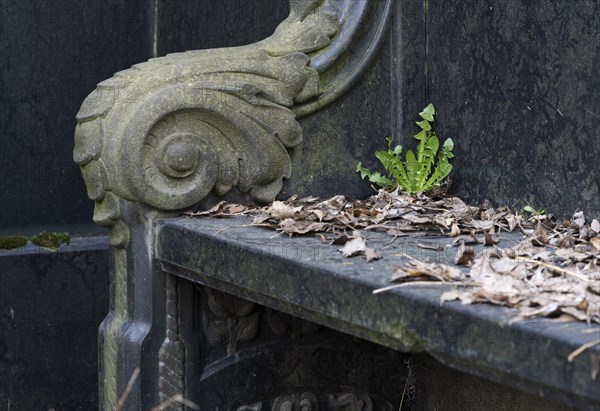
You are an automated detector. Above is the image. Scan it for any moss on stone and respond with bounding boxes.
[0,235,28,250]
[30,231,70,251]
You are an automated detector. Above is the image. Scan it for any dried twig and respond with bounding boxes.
[567,338,600,362]
[518,257,589,282]
[116,367,140,411]
[151,394,201,411]
[398,364,413,411]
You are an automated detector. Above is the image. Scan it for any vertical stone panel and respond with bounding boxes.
[427,0,600,217]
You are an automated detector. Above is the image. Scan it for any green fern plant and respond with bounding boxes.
[356,103,454,195]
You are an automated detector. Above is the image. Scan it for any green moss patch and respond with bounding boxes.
[30,231,70,251]
[0,235,29,250]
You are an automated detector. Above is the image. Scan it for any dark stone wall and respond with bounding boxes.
[0,240,109,410]
[0,0,154,235]
[157,0,289,54]
[426,0,600,218]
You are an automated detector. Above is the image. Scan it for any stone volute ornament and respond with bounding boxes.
[75,0,335,248]
[74,0,392,248]
[73,0,391,409]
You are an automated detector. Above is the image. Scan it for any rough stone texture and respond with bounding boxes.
[0,238,109,410]
[0,0,152,234]
[157,0,290,55]
[282,31,393,199]
[73,2,395,407]
[157,216,599,411]
[426,0,600,218]
[412,354,575,411]
[181,283,410,410]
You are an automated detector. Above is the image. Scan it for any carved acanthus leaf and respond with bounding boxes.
[329,393,373,411]
[236,392,374,411]
[203,289,261,356]
[74,0,340,232]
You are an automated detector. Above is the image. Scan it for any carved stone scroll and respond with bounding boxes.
[75,0,340,236]
[74,1,392,408]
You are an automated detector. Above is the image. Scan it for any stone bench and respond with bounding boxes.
[73,1,599,409]
[155,217,598,410]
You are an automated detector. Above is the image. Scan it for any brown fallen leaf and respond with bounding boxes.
[471,219,494,231]
[440,289,477,305]
[590,237,600,252]
[402,213,432,224]
[482,232,500,246]
[449,223,461,237]
[531,222,549,246]
[455,241,475,266]
[572,211,586,229]
[278,219,328,235]
[267,201,302,219]
[330,234,350,245]
[393,257,463,283]
[339,234,366,257]
[365,248,382,262]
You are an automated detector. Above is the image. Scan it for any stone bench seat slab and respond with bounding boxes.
[156,216,600,411]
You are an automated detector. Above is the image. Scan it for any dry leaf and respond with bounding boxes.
[590,237,600,252]
[572,211,586,229]
[339,235,367,257]
[450,223,461,237]
[267,201,302,219]
[471,219,494,230]
[393,258,463,282]
[440,289,476,305]
[455,242,475,266]
[531,222,548,246]
[365,248,382,262]
[191,190,600,323]
[482,232,500,246]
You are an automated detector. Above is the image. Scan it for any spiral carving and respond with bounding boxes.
[75,1,339,222]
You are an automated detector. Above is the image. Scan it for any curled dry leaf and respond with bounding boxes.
[455,241,475,266]
[267,201,303,219]
[338,233,381,261]
[339,235,367,257]
[393,258,464,283]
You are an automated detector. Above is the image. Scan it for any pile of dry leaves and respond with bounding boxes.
[188,190,600,324]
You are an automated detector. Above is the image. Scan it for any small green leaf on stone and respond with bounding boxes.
[419,103,435,121]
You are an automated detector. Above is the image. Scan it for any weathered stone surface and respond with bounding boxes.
[426,0,600,218]
[156,216,599,411]
[0,0,152,233]
[74,0,343,246]
[0,238,109,410]
[157,0,290,55]
[73,2,394,408]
